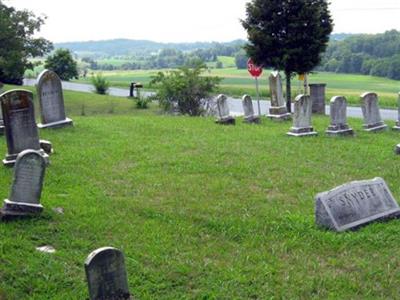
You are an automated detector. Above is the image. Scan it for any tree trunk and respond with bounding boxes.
[285,71,291,113]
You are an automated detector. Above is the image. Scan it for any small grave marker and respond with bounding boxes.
[326,96,354,136]
[360,92,387,132]
[287,94,317,137]
[215,94,235,125]
[242,95,260,124]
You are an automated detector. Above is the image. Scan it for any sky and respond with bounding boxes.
[4,0,400,43]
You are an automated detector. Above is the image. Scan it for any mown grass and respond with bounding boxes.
[2,87,400,298]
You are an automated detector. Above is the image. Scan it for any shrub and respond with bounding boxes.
[91,73,109,95]
[135,97,150,109]
[150,64,221,116]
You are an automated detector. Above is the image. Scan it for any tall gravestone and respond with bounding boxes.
[0,90,50,166]
[393,92,400,131]
[315,178,400,232]
[326,96,354,136]
[242,95,260,124]
[215,94,235,125]
[267,72,291,120]
[85,247,132,300]
[309,83,326,114]
[36,70,73,129]
[0,150,46,218]
[287,94,317,137]
[360,92,387,132]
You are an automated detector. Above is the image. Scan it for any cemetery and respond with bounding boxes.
[2,0,400,299]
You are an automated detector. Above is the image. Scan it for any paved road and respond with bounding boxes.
[23,79,398,120]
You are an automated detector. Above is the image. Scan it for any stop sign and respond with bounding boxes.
[247,58,263,77]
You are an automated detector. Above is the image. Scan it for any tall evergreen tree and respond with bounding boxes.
[242,0,333,111]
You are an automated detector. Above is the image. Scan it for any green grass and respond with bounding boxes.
[2,87,400,298]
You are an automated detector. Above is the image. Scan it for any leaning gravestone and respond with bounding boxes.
[242,95,260,124]
[0,90,50,166]
[267,72,291,120]
[215,94,235,125]
[315,177,400,232]
[36,70,73,129]
[326,96,354,136]
[0,150,46,218]
[393,92,400,131]
[85,247,131,300]
[360,92,387,132]
[287,94,317,137]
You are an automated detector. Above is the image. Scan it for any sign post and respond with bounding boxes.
[247,58,263,116]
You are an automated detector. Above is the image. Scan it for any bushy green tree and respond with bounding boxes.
[45,48,78,81]
[150,64,221,116]
[242,0,333,111]
[0,1,53,84]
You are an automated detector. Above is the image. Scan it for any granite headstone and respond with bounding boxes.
[36,70,73,129]
[360,92,387,132]
[309,83,326,114]
[242,95,260,124]
[0,90,50,166]
[287,94,317,137]
[267,72,290,120]
[315,177,400,232]
[85,247,131,300]
[326,96,354,136]
[0,150,46,218]
[215,94,235,125]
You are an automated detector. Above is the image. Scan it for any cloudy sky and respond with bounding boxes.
[5,0,400,43]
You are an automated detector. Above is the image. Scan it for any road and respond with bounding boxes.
[23,79,399,121]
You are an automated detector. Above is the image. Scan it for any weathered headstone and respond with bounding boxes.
[326,96,354,136]
[309,83,326,114]
[360,92,387,132]
[393,92,400,131]
[315,177,400,232]
[0,90,50,166]
[0,150,46,218]
[36,70,73,129]
[215,94,235,125]
[85,247,131,300]
[267,72,291,121]
[242,95,260,124]
[287,94,317,137]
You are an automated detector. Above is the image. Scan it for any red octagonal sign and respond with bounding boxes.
[247,58,263,78]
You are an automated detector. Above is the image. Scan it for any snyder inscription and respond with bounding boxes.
[315,178,400,232]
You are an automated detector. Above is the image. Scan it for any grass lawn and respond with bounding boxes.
[2,87,400,298]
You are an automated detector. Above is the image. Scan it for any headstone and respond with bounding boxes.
[393,92,400,131]
[0,89,50,166]
[360,92,387,132]
[287,94,317,137]
[309,83,326,114]
[215,94,235,125]
[242,95,260,124]
[326,96,354,136]
[267,72,291,121]
[85,247,131,300]
[0,150,46,218]
[36,70,73,129]
[315,177,400,232]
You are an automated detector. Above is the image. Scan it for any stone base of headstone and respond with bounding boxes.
[244,115,261,124]
[0,199,43,218]
[3,150,49,167]
[40,140,53,155]
[38,118,73,129]
[326,125,354,136]
[215,116,236,125]
[363,122,388,132]
[393,122,400,131]
[287,127,318,137]
[395,144,400,155]
[267,106,291,121]
[0,125,4,135]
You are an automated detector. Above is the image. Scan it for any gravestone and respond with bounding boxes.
[287,94,317,137]
[85,247,131,300]
[360,92,387,132]
[0,150,46,218]
[36,70,73,129]
[215,94,235,125]
[326,96,354,136]
[0,89,50,166]
[242,95,260,124]
[393,92,400,131]
[309,83,326,114]
[267,72,291,121]
[315,177,400,232]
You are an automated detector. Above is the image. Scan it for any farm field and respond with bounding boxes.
[2,86,400,298]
